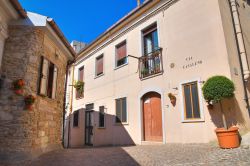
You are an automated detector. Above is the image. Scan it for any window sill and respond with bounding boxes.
[94,73,104,79]
[114,122,129,126]
[181,119,205,123]
[114,63,128,70]
[98,127,106,129]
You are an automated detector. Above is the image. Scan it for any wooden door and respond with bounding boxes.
[143,92,163,142]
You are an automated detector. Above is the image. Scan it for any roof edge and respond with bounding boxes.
[9,0,27,18]
[47,18,76,57]
[76,0,159,60]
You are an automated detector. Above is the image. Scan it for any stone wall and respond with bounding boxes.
[0,25,68,163]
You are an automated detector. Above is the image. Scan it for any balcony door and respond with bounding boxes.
[142,23,160,76]
[143,24,159,55]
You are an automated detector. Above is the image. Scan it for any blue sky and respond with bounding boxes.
[19,0,140,44]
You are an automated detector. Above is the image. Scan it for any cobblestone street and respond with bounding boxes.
[22,144,250,166]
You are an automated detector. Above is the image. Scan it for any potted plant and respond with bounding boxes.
[155,64,161,73]
[141,68,149,77]
[13,79,25,95]
[202,76,239,148]
[73,80,84,95]
[168,93,176,106]
[24,95,36,111]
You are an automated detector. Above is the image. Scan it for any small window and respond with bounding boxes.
[76,66,84,99]
[96,55,104,76]
[115,97,127,123]
[99,106,105,128]
[73,110,79,127]
[115,41,127,67]
[143,23,159,55]
[39,56,58,99]
[182,81,201,120]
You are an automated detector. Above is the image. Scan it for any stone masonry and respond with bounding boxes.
[0,25,68,163]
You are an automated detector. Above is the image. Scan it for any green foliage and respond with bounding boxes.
[73,80,84,94]
[202,76,235,103]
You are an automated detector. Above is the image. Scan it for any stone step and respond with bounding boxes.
[141,141,163,145]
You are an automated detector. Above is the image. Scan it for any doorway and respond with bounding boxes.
[85,111,94,146]
[142,92,163,142]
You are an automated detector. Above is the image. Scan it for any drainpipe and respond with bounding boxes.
[229,0,250,116]
[63,60,71,148]
[230,0,250,80]
[67,63,75,148]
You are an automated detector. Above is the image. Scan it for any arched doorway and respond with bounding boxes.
[142,92,163,142]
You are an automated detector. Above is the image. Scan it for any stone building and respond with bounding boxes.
[0,2,75,164]
[65,0,250,147]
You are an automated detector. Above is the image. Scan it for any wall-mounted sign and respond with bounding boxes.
[183,56,202,69]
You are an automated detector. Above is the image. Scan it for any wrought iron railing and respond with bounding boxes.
[139,48,163,79]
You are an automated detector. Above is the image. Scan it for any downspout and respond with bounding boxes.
[67,63,75,148]
[230,0,250,80]
[229,0,250,116]
[63,61,72,148]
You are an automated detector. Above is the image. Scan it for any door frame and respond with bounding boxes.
[138,87,166,144]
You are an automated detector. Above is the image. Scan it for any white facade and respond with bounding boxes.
[65,0,250,147]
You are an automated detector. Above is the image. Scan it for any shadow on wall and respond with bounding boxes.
[208,97,245,129]
[66,109,135,148]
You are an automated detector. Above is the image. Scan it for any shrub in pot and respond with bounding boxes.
[202,76,239,148]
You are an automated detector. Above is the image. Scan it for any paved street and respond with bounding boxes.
[21,144,250,166]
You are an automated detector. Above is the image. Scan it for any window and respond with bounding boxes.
[143,23,159,55]
[39,56,58,99]
[99,106,105,128]
[73,110,79,127]
[76,66,84,99]
[115,41,127,67]
[96,55,104,76]
[115,97,127,123]
[182,81,201,120]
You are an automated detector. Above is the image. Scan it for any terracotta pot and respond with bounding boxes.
[15,89,23,95]
[170,99,176,106]
[25,104,33,111]
[215,127,240,149]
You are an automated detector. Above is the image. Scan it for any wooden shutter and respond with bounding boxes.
[39,57,49,95]
[52,66,58,99]
[79,67,84,81]
[116,42,126,61]
[116,99,121,123]
[99,106,105,127]
[96,56,103,76]
[121,98,127,122]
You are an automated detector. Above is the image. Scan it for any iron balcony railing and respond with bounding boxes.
[139,47,163,79]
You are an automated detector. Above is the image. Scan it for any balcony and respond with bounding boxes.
[139,48,163,79]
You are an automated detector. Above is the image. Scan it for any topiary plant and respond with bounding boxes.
[202,76,235,129]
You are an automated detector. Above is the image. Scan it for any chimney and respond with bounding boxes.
[137,0,140,7]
